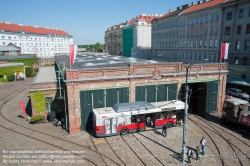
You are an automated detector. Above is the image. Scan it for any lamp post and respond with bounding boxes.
[181,63,191,164]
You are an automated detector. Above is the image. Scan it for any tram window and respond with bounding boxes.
[131,115,144,123]
[155,112,163,119]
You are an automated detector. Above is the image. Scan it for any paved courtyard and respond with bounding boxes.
[0,78,250,166]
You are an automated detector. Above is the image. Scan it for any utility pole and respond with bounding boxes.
[181,63,190,164]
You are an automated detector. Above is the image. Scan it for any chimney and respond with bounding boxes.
[169,9,174,12]
[191,2,195,6]
[177,6,182,10]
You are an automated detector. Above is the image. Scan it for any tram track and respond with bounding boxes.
[120,135,146,166]
[104,137,126,166]
[0,82,121,166]
[193,115,250,161]
[188,116,248,166]
[132,133,164,166]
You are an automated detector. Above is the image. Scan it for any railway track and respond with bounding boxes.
[132,133,164,165]
[188,116,250,166]
[0,81,121,166]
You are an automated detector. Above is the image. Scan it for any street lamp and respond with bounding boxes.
[181,63,199,164]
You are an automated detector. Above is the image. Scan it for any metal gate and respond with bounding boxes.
[135,83,177,102]
[80,87,129,130]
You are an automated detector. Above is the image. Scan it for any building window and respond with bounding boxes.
[204,40,207,47]
[46,97,53,112]
[198,53,201,60]
[237,25,242,34]
[227,12,232,20]
[215,27,218,34]
[211,14,214,21]
[196,17,198,24]
[3,42,5,46]
[205,15,208,22]
[186,53,188,59]
[245,40,250,51]
[225,26,231,35]
[190,53,192,60]
[243,57,247,66]
[216,13,220,20]
[247,24,250,33]
[209,40,213,47]
[204,53,206,60]
[199,40,202,47]
[2,36,5,39]
[182,53,185,59]
[242,74,246,79]
[213,54,216,61]
[194,53,197,60]
[235,57,239,65]
[236,41,240,50]
[204,28,207,35]
[210,27,213,35]
[195,41,198,48]
[187,41,189,48]
[214,40,218,47]
[239,9,244,18]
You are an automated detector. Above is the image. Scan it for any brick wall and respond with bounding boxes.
[65,62,228,133]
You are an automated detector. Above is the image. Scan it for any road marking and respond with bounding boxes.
[187,126,200,138]
[93,138,105,145]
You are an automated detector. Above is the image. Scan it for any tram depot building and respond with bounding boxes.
[29,54,228,133]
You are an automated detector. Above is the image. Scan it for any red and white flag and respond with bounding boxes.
[70,44,77,65]
[221,42,229,60]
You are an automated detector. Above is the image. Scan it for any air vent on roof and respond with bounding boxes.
[112,57,120,60]
[19,24,23,26]
[83,62,94,66]
[107,60,117,64]
[88,56,93,58]
[96,58,103,60]
[5,22,10,24]
[147,60,157,64]
[127,57,136,60]
[34,26,39,28]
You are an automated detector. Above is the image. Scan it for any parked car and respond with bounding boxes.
[226,88,249,99]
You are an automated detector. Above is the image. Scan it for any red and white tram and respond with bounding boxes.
[93,100,185,137]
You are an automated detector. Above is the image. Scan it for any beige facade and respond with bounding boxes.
[220,0,250,80]
[105,23,126,55]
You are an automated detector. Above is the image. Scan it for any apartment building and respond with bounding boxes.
[105,14,161,57]
[220,0,250,79]
[105,23,126,55]
[0,22,73,57]
[152,0,226,63]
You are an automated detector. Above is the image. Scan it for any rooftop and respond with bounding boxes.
[0,22,72,37]
[54,53,162,69]
[33,66,57,83]
[0,46,19,51]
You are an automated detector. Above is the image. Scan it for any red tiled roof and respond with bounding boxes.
[128,15,160,25]
[158,8,187,20]
[183,0,227,14]
[0,22,72,36]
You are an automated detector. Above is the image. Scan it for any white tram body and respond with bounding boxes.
[93,100,185,137]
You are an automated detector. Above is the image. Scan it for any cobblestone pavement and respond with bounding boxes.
[0,79,250,166]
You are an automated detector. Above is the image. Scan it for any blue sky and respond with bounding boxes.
[0,0,189,45]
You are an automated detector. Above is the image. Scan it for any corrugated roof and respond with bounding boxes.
[0,22,72,36]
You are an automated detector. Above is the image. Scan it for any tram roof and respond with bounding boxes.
[112,101,156,113]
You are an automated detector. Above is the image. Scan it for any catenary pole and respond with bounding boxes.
[182,64,190,164]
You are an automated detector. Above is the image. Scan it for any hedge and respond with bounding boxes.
[0,66,24,83]
[29,115,44,123]
[25,67,33,77]
[7,58,38,66]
